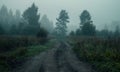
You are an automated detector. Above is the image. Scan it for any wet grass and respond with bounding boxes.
[70,37,120,72]
[0,38,56,72]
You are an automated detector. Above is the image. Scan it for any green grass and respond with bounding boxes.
[0,39,56,72]
[26,39,56,57]
[0,47,27,72]
[26,45,48,57]
[70,37,120,72]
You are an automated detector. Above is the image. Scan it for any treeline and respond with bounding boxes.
[51,9,120,39]
[69,10,120,38]
[0,5,21,35]
[0,3,119,38]
[0,4,52,71]
[0,3,54,37]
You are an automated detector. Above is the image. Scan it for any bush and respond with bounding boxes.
[37,28,48,38]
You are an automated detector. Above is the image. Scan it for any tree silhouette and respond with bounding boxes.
[55,10,69,38]
[22,3,40,35]
[80,10,96,36]
[80,10,91,25]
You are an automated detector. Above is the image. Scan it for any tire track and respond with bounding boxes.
[11,41,95,72]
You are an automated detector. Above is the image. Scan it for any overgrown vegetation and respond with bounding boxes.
[0,36,56,72]
[70,36,120,72]
[0,1,120,72]
[0,36,48,52]
[0,3,52,72]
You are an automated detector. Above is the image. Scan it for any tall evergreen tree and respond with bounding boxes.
[22,3,40,35]
[23,3,40,26]
[0,5,9,31]
[80,10,91,25]
[55,10,69,38]
[80,10,96,36]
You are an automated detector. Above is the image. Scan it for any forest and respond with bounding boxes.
[0,1,120,72]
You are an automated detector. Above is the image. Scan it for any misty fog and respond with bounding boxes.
[0,0,120,32]
[0,0,120,72]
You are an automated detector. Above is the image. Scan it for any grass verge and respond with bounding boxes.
[70,37,120,72]
[0,39,56,72]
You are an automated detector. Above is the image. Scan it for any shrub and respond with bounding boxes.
[37,28,48,38]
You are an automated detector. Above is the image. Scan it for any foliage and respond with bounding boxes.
[40,15,54,33]
[9,24,18,35]
[23,3,40,26]
[75,29,81,36]
[22,3,40,35]
[26,45,47,57]
[80,10,91,25]
[69,31,75,36]
[80,10,96,36]
[114,25,120,38]
[71,37,120,72]
[37,28,48,38]
[0,47,27,72]
[81,22,96,36]
[0,36,48,52]
[55,10,69,38]
[36,28,48,44]
[0,37,55,72]
[0,5,21,34]
[0,24,5,35]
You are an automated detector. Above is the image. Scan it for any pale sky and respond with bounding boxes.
[0,0,120,31]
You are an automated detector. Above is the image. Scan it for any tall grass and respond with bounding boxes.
[0,35,48,52]
[70,36,120,72]
[0,35,49,72]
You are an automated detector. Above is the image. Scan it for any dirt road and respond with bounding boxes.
[11,41,94,72]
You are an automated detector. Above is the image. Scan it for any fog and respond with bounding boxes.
[0,0,120,31]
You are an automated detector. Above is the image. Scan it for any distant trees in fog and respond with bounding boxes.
[70,10,120,38]
[40,15,54,33]
[0,3,119,38]
[22,3,40,35]
[0,5,21,34]
[71,10,96,37]
[0,3,49,38]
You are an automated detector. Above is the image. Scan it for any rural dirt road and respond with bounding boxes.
[11,41,95,72]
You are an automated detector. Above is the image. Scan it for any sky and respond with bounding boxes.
[0,0,120,31]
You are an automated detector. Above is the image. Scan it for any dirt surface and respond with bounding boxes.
[11,41,95,72]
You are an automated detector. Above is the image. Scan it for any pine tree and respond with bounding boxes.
[23,3,40,26]
[80,10,96,36]
[22,3,40,35]
[55,10,69,38]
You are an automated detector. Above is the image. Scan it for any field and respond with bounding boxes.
[69,36,120,72]
[0,36,55,72]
